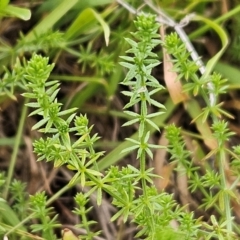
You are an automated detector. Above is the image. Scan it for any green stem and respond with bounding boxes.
[140,150,147,196]
[46,184,71,205]
[81,206,91,236]
[139,95,147,198]
[219,148,232,233]
[98,98,176,171]
[86,131,101,173]
[3,99,29,199]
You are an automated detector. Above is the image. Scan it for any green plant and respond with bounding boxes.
[1,1,240,240]
[1,13,200,240]
[29,192,60,240]
[162,30,239,239]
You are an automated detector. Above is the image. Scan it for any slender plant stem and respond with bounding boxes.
[140,151,147,195]
[219,149,232,233]
[3,99,29,199]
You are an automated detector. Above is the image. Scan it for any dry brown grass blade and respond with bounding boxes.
[160,26,189,104]
[24,136,42,194]
[177,169,189,209]
[154,134,176,191]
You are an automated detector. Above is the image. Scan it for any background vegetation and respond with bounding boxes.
[1,0,240,239]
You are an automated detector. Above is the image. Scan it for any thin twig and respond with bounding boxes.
[116,0,137,14]
[116,0,216,106]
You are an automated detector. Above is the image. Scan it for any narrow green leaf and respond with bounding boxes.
[125,138,139,144]
[21,92,36,98]
[145,62,160,70]
[119,56,134,62]
[136,147,142,159]
[139,121,145,138]
[148,143,165,149]
[65,7,110,46]
[47,86,60,99]
[0,201,25,231]
[97,187,102,205]
[90,8,110,46]
[111,208,125,222]
[44,119,54,133]
[32,118,49,130]
[57,108,78,117]
[121,145,139,153]
[145,147,153,159]
[3,5,31,20]
[25,102,40,108]
[123,111,139,117]
[146,119,160,132]
[144,131,150,143]
[147,111,165,118]
[149,99,166,109]
[121,91,133,97]
[124,38,137,47]
[28,108,43,117]
[86,169,103,177]
[122,118,139,127]
[194,15,228,78]
[119,62,134,69]
[69,172,80,186]
[123,68,137,81]
[80,172,86,187]
[25,0,78,41]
